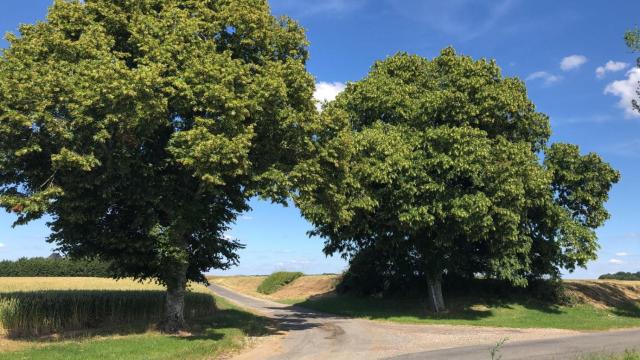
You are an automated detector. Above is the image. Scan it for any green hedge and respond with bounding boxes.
[257,272,303,295]
[0,257,111,277]
[0,290,216,337]
[599,272,640,281]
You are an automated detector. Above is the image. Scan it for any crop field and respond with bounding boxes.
[0,277,211,293]
[0,277,271,359]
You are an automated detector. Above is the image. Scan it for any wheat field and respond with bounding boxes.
[0,277,210,293]
[0,277,215,337]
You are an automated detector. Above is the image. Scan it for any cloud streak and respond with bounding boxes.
[385,0,516,41]
[274,0,366,18]
[526,71,561,86]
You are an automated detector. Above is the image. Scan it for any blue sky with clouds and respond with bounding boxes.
[1,0,639,278]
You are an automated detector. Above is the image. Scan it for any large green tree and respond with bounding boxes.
[626,27,640,113]
[0,0,315,331]
[294,48,619,312]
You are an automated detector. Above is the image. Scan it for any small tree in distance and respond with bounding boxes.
[293,48,619,312]
[0,0,316,332]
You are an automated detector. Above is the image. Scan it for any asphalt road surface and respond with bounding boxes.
[208,283,640,359]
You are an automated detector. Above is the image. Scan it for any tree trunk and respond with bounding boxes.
[162,265,188,333]
[427,276,446,313]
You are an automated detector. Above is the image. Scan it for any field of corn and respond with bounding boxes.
[0,278,216,337]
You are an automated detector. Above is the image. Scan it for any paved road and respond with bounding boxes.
[208,284,640,359]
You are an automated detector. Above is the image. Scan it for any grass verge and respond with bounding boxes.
[581,350,640,359]
[297,294,640,330]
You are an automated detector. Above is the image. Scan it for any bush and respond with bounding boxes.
[599,272,640,281]
[0,257,111,277]
[0,290,216,337]
[257,272,303,295]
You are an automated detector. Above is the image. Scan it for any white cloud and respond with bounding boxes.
[526,71,562,86]
[596,61,629,79]
[560,55,588,71]
[239,215,253,221]
[616,252,629,257]
[0,243,4,250]
[604,68,640,118]
[313,81,346,110]
[609,258,624,264]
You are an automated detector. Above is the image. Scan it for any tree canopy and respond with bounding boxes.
[625,27,640,114]
[0,0,315,331]
[293,48,619,311]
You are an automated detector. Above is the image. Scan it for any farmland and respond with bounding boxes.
[0,278,271,359]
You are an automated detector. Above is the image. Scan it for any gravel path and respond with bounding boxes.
[208,283,626,359]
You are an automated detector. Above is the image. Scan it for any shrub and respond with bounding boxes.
[257,272,303,295]
[599,272,640,281]
[0,257,111,277]
[0,290,216,337]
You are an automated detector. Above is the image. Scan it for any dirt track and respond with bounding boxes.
[208,283,639,360]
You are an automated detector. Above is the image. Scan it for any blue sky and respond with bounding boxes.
[1,0,639,278]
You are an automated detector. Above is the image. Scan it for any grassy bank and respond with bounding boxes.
[297,294,640,330]
[211,275,640,331]
[0,278,272,359]
[257,272,303,295]
[208,274,336,304]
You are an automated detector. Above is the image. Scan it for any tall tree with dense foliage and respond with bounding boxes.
[0,0,315,331]
[294,48,619,312]
[625,27,640,114]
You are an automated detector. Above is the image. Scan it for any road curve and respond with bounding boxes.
[208,283,640,359]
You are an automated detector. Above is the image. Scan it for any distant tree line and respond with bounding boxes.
[0,255,111,277]
[599,272,640,281]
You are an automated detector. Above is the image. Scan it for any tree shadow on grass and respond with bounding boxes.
[295,290,568,323]
[297,280,640,325]
[184,308,277,341]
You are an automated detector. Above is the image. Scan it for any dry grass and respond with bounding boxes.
[0,277,210,293]
[565,280,640,309]
[0,336,43,352]
[208,275,338,303]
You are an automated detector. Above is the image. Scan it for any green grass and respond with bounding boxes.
[257,272,303,295]
[581,350,640,360]
[0,296,273,360]
[0,290,215,337]
[297,294,640,330]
